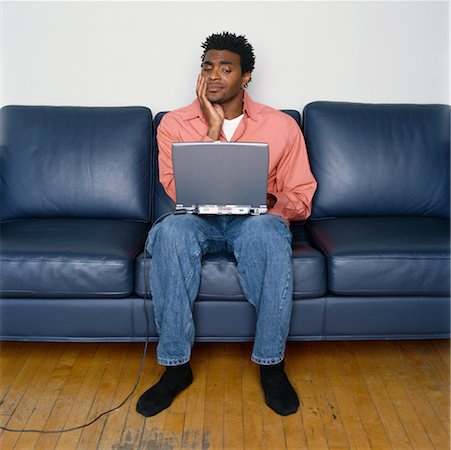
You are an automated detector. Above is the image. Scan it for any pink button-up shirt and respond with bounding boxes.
[157,92,317,223]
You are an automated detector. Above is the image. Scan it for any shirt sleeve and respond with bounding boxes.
[157,116,177,202]
[268,122,317,222]
[157,114,213,203]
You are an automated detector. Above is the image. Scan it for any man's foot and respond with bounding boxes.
[136,362,193,417]
[260,360,299,416]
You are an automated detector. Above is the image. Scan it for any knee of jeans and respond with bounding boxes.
[152,214,204,247]
[241,215,291,243]
[234,216,291,261]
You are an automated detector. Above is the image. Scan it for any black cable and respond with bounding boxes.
[0,210,184,434]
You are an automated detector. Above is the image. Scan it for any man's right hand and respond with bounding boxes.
[196,74,224,141]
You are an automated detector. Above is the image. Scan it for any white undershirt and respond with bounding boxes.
[222,114,244,141]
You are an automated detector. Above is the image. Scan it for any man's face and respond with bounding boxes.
[201,49,251,105]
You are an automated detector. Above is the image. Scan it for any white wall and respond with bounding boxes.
[1,1,449,113]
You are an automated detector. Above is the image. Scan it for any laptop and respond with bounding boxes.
[172,142,269,215]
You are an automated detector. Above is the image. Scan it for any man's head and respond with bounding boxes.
[200,32,255,106]
[201,32,255,79]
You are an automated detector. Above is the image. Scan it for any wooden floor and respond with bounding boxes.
[0,339,449,450]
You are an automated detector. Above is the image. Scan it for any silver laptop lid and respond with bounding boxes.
[172,142,269,215]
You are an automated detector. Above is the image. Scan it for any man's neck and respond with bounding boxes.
[221,92,245,120]
[223,107,244,120]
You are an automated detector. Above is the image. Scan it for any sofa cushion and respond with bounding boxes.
[0,219,149,298]
[307,217,450,295]
[0,106,152,221]
[135,222,327,300]
[303,102,450,219]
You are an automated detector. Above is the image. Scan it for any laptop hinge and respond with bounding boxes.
[176,204,268,215]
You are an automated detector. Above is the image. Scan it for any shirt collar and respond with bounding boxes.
[180,91,259,122]
[242,91,259,121]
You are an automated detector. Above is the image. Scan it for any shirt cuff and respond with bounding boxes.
[267,192,286,218]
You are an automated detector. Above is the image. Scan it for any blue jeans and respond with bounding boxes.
[146,213,293,366]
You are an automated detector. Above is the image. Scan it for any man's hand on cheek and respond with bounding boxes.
[196,74,224,140]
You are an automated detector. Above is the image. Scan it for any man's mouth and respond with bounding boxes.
[207,84,223,93]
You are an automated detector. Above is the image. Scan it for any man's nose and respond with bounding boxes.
[208,67,221,80]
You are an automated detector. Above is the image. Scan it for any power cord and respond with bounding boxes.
[0,210,184,434]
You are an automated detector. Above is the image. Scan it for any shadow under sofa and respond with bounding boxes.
[0,102,449,342]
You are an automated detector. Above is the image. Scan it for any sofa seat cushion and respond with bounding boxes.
[135,223,326,300]
[1,219,149,298]
[307,217,450,296]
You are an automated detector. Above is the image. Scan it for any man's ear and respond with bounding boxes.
[242,72,252,88]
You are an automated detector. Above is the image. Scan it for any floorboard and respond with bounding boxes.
[0,339,449,450]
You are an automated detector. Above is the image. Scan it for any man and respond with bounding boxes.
[136,32,317,417]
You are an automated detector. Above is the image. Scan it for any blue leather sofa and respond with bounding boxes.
[1,102,449,342]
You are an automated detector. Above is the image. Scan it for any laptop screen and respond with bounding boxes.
[172,142,269,214]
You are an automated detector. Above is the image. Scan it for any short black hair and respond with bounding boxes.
[201,32,255,75]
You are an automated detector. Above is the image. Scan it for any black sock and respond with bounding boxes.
[260,360,299,416]
[136,362,193,417]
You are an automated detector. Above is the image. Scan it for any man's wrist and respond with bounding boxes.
[207,125,222,141]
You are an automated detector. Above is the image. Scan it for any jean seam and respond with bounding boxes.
[236,271,256,309]
[184,248,201,289]
[183,234,205,289]
[277,267,292,360]
[251,269,291,365]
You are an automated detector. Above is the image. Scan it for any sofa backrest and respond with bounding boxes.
[151,109,302,221]
[1,106,152,222]
[303,102,450,219]
[152,111,175,221]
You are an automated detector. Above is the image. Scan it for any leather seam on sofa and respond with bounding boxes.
[327,256,450,261]
[330,289,450,294]
[2,291,133,296]
[1,259,129,265]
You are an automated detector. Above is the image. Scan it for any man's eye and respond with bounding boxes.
[203,66,212,72]
[223,68,232,74]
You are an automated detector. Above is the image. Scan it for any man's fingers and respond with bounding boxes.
[196,74,224,134]
[196,74,205,100]
[197,74,207,100]
[197,75,213,112]
[213,104,225,121]
[196,74,202,98]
